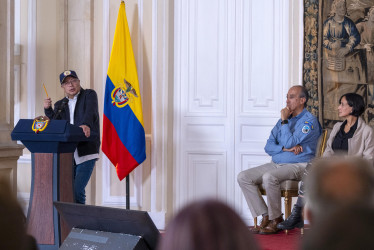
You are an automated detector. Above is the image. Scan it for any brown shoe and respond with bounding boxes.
[259,215,284,235]
[250,215,269,234]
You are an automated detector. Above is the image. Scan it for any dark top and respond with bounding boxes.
[332,119,358,152]
[44,88,101,157]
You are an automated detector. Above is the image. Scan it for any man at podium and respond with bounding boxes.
[43,70,100,204]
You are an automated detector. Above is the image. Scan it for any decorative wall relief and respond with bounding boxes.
[304,0,374,127]
[303,0,320,118]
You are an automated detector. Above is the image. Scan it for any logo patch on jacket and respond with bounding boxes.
[302,125,311,134]
[302,121,314,134]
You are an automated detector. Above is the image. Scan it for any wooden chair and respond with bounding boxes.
[253,129,329,232]
[253,181,299,229]
[316,129,329,159]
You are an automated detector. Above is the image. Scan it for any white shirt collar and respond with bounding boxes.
[67,91,80,101]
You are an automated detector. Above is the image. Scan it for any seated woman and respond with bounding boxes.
[277,93,374,231]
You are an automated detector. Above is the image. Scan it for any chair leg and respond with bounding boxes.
[254,217,258,228]
[283,191,292,235]
[300,206,304,235]
[284,191,291,218]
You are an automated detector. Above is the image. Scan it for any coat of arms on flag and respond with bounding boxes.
[111,79,138,108]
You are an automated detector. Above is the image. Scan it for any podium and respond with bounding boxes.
[11,119,96,250]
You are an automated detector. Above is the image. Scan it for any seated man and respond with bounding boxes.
[237,85,321,235]
[277,92,374,231]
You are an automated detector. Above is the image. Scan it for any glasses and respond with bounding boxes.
[62,79,79,85]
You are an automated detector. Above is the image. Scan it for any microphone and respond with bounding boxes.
[53,98,68,119]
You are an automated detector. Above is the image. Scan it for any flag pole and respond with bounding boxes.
[126,175,130,209]
[122,0,129,211]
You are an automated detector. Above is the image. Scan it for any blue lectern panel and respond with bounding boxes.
[13,119,67,134]
[11,119,89,142]
[11,119,97,153]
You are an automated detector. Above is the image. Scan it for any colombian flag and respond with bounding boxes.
[102,1,146,181]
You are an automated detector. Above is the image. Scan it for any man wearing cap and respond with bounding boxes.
[237,85,321,234]
[44,70,100,204]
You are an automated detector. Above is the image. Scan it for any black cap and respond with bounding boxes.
[59,70,78,84]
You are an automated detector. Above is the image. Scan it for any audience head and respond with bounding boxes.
[302,204,374,250]
[305,156,374,223]
[157,199,259,250]
[0,177,32,249]
[339,93,365,118]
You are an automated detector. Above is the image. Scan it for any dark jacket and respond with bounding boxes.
[44,88,100,157]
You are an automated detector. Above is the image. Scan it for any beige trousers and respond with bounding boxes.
[237,162,307,220]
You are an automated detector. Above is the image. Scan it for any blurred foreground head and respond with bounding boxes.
[157,199,259,250]
[302,204,374,250]
[305,156,374,221]
[0,177,35,249]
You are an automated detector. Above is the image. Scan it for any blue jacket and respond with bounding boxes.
[265,109,321,164]
[44,88,101,157]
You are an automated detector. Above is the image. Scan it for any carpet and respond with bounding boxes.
[253,228,304,250]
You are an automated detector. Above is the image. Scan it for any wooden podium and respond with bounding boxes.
[11,119,96,250]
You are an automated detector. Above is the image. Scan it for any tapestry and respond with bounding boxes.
[304,0,374,128]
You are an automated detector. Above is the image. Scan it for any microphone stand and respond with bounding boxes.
[52,98,68,119]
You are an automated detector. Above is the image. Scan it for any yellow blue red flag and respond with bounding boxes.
[102,1,146,181]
